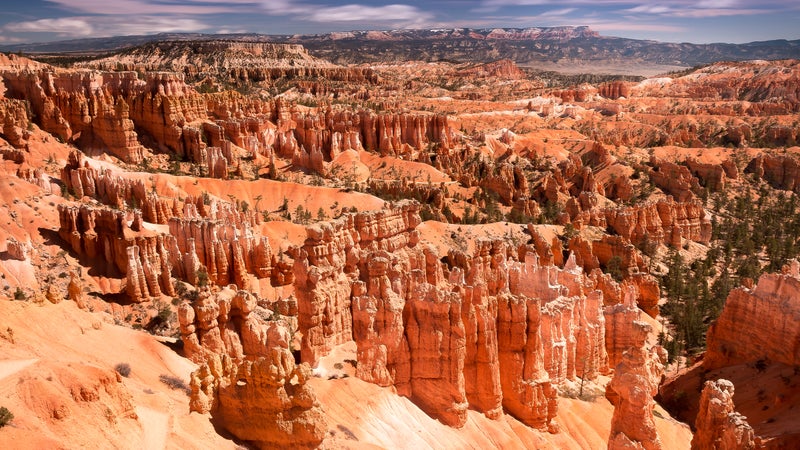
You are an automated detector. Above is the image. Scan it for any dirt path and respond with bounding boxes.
[0,359,38,381]
[135,406,169,450]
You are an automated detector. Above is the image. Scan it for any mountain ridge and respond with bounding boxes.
[3,26,800,72]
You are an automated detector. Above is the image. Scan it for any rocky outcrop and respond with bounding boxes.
[745,153,800,194]
[1,69,148,162]
[604,285,649,368]
[704,260,800,369]
[190,345,326,449]
[58,164,283,299]
[292,202,609,430]
[84,40,378,86]
[0,97,32,148]
[62,151,183,224]
[685,157,738,192]
[177,284,323,448]
[5,236,31,261]
[57,204,175,302]
[585,199,711,247]
[2,63,450,177]
[606,318,665,450]
[599,81,632,100]
[167,213,275,289]
[177,287,286,363]
[649,157,702,202]
[692,379,758,450]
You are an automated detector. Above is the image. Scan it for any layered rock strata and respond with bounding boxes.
[2,66,452,177]
[292,201,610,430]
[746,153,800,194]
[572,199,711,248]
[57,204,175,301]
[177,287,285,363]
[57,200,278,301]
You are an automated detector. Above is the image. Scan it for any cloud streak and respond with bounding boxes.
[479,0,796,17]
[3,15,210,38]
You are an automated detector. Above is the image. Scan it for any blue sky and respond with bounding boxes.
[0,0,798,45]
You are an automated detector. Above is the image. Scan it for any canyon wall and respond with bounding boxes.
[704,260,800,369]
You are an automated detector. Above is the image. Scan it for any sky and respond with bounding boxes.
[0,0,798,45]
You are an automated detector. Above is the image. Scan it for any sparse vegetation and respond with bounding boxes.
[115,363,132,378]
[159,374,189,393]
[0,406,13,428]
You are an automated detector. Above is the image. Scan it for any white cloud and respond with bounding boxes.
[309,4,430,22]
[43,0,253,15]
[625,5,673,14]
[5,18,94,36]
[3,15,210,38]
[479,0,795,17]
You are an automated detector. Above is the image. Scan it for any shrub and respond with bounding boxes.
[0,406,13,428]
[115,363,131,378]
[13,288,26,301]
[344,359,358,368]
[196,269,209,287]
[159,374,189,393]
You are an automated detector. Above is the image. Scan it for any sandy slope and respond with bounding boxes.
[313,343,692,449]
[0,300,237,449]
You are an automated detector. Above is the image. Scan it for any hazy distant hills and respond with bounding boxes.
[3,26,800,73]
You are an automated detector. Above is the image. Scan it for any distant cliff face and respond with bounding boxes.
[4,27,800,69]
[79,40,380,85]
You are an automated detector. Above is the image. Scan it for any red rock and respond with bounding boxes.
[606,319,666,450]
[190,351,326,449]
[692,379,757,450]
[599,81,632,100]
[704,261,800,369]
[6,236,31,261]
[58,204,175,302]
[649,156,701,202]
[291,202,613,430]
[745,153,800,193]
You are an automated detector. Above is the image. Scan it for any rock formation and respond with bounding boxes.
[606,319,665,450]
[0,97,32,148]
[57,204,175,302]
[82,40,379,86]
[6,236,31,261]
[692,380,757,450]
[56,186,283,301]
[573,199,712,248]
[704,260,800,369]
[746,153,800,194]
[179,286,324,449]
[177,287,288,363]
[291,202,610,430]
[190,348,326,449]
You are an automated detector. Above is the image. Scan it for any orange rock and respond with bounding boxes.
[692,379,757,450]
[606,319,666,450]
[745,153,800,193]
[704,261,800,369]
[191,351,326,449]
